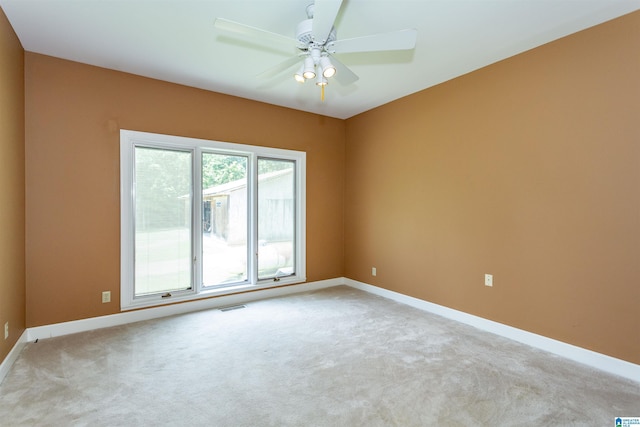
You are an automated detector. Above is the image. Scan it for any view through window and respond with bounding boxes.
[120,130,306,309]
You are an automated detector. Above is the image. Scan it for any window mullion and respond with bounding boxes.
[194,147,203,294]
[248,153,259,285]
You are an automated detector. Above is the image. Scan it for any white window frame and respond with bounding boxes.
[120,130,306,310]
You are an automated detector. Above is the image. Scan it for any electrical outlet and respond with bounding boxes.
[485,274,493,287]
[102,291,111,303]
[4,322,8,340]
[372,267,377,276]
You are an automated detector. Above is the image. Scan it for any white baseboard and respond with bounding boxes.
[0,330,28,385]
[5,277,638,386]
[1,279,339,382]
[345,278,640,384]
[28,278,341,341]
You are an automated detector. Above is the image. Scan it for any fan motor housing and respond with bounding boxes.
[296,18,337,49]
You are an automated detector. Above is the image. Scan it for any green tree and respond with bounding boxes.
[202,153,247,188]
[258,158,293,175]
[135,147,191,230]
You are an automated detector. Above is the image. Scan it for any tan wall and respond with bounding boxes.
[25,53,345,327]
[0,7,26,363]
[345,12,640,364]
[13,9,640,367]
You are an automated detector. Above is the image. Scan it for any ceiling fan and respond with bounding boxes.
[214,0,417,100]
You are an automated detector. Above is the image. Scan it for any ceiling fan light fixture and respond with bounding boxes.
[302,56,316,80]
[320,56,336,78]
[294,64,305,83]
[215,0,419,103]
[316,74,328,86]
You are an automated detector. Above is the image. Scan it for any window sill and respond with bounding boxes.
[120,276,306,311]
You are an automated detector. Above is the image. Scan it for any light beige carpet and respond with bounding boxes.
[0,286,638,426]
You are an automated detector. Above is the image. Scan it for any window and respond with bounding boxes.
[120,130,306,310]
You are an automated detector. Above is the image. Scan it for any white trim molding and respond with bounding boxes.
[3,278,638,386]
[345,278,640,384]
[28,278,340,341]
[1,279,340,384]
[0,330,28,385]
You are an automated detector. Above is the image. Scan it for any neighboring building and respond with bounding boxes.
[203,168,294,246]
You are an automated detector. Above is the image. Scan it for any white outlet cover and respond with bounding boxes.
[102,291,111,303]
[485,274,493,287]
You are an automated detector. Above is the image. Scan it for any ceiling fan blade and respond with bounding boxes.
[257,56,302,79]
[311,0,343,44]
[329,28,417,54]
[214,18,297,47]
[330,56,359,86]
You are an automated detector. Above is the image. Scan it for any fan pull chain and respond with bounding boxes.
[321,84,325,102]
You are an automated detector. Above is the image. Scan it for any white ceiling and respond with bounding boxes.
[1,0,638,119]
